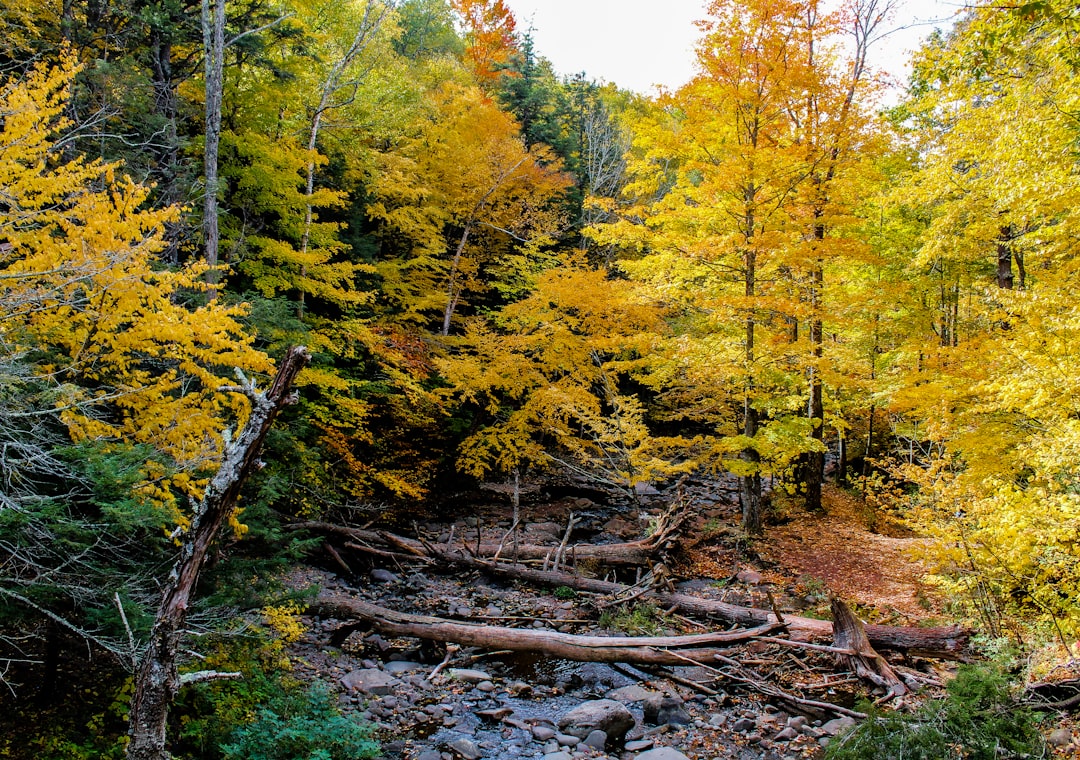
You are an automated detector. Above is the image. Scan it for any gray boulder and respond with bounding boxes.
[607,685,656,703]
[821,715,858,736]
[339,668,399,696]
[633,749,691,760]
[643,694,691,726]
[557,699,635,742]
[448,737,482,759]
[582,729,609,750]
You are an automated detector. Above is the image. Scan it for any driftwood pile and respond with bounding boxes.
[297,501,970,718]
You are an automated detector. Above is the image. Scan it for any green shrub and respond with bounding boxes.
[175,631,378,760]
[825,664,1047,760]
[219,683,378,760]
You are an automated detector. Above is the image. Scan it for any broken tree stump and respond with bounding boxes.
[830,597,907,697]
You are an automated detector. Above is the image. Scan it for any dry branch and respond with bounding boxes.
[126,346,311,760]
[291,500,686,565]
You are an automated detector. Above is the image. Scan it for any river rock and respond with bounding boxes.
[1048,728,1073,747]
[773,727,799,742]
[607,685,655,703]
[643,694,691,726]
[508,680,533,697]
[370,568,398,583]
[448,668,492,683]
[448,737,482,759]
[633,748,691,760]
[383,660,423,674]
[732,717,755,733]
[476,707,513,722]
[821,716,857,736]
[582,729,608,750]
[555,733,580,747]
[340,668,399,695]
[532,725,556,741]
[557,699,635,741]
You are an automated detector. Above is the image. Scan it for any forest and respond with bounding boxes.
[0,0,1079,758]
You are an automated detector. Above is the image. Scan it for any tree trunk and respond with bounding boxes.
[126,347,310,760]
[996,225,1014,290]
[201,0,225,298]
[805,257,824,512]
[149,26,183,265]
[298,0,392,319]
[741,244,763,535]
[837,432,847,484]
[318,594,781,667]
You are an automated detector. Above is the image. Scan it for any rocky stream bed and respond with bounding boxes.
[281,483,927,760]
[290,565,858,760]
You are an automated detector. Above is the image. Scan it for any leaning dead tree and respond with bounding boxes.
[126,346,310,760]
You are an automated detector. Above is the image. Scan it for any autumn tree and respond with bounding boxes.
[369,81,570,337]
[439,263,686,497]
[791,0,892,511]
[450,0,518,84]
[875,0,1080,636]
[394,0,464,59]
[592,0,819,533]
[0,58,271,689]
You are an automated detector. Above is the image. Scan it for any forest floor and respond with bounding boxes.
[757,485,943,623]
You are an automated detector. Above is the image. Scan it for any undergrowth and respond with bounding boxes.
[598,602,674,635]
[825,664,1047,760]
[175,608,379,760]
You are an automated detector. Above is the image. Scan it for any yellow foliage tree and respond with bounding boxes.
[881,1,1080,638]
[369,81,569,336]
[439,264,690,496]
[0,58,271,515]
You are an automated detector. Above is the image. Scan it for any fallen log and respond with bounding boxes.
[316,593,782,668]
[410,549,970,660]
[291,514,683,568]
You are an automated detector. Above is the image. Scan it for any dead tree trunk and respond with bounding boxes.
[395,549,970,659]
[126,346,310,760]
[317,594,781,667]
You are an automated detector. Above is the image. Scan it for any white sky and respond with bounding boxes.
[501,0,966,98]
